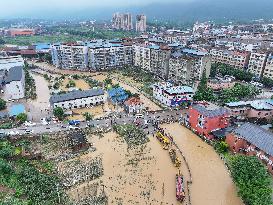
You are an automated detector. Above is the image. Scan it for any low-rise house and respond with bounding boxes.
[153,82,194,107]
[225,99,273,121]
[124,97,144,113]
[5,66,25,100]
[184,104,230,139]
[208,79,236,90]
[108,87,129,104]
[49,89,105,110]
[226,123,273,175]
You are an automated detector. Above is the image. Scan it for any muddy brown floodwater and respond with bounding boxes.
[161,123,244,205]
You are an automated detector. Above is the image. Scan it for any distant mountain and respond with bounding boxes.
[7,0,273,23]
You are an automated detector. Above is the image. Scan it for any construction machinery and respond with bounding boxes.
[176,170,185,202]
[156,131,170,150]
[169,149,181,167]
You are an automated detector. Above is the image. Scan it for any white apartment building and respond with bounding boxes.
[49,89,106,110]
[4,66,25,100]
[136,14,147,32]
[210,49,250,69]
[248,52,268,78]
[153,82,194,107]
[112,13,133,31]
[263,54,273,80]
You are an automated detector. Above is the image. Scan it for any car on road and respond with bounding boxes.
[61,125,67,128]
[69,125,80,130]
[41,118,50,125]
[69,120,80,126]
[8,131,19,136]
[24,129,34,134]
[24,121,37,127]
[135,114,144,119]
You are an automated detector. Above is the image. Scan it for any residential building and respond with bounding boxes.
[168,49,211,85]
[4,66,25,100]
[124,97,144,114]
[248,51,268,77]
[153,82,194,107]
[112,13,133,31]
[210,49,250,70]
[225,99,273,121]
[226,123,273,175]
[136,14,147,32]
[184,104,230,140]
[0,56,24,71]
[49,89,105,110]
[263,53,273,80]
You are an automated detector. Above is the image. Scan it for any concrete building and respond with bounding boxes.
[168,49,211,85]
[225,99,273,121]
[153,82,194,107]
[210,49,250,70]
[112,13,133,31]
[0,56,24,71]
[226,123,273,175]
[248,51,268,78]
[4,66,25,100]
[124,97,144,114]
[263,53,273,80]
[49,89,105,110]
[184,104,230,140]
[136,15,147,32]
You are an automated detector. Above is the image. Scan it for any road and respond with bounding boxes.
[1,110,183,136]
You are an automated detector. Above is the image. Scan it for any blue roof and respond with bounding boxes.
[9,104,25,116]
[108,87,129,103]
[182,48,207,56]
[34,43,51,50]
[149,45,160,49]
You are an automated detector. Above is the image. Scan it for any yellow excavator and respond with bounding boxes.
[156,131,170,150]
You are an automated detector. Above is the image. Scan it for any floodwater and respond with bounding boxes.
[26,73,51,121]
[161,123,244,205]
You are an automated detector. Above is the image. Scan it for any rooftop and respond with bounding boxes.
[50,89,104,104]
[5,66,23,83]
[192,104,230,118]
[233,123,273,156]
[225,99,273,110]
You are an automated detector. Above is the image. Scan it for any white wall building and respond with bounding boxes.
[49,89,106,110]
[153,82,194,107]
[4,66,25,100]
[0,56,24,71]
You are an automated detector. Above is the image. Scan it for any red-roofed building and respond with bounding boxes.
[124,97,144,114]
[8,29,35,37]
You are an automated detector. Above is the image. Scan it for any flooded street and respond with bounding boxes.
[26,73,51,121]
[161,123,243,205]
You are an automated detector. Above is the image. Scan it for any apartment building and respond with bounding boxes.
[263,53,273,80]
[248,51,268,77]
[168,49,211,85]
[112,13,133,31]
[210,49,250,69]
[136,14,147,33]
[51,43,88,70]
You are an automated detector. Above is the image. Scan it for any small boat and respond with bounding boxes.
[176,170,185,202]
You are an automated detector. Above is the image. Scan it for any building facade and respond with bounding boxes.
[153,82,194,107]
[49,89,106,110]
[136,15,147,32]
[184,104,230,140]
[112,13,133,31]
[248,52,268,77]
[263,53,273,80]
[226,123,273,175]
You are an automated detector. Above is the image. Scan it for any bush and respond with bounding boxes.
[53,107,64,120]
[16,113,27,124]
[0,98,7,110]
[214,141,229,154]
[230,155,273,205]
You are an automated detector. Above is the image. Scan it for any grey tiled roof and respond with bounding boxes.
[192,104,230,118]
[50,89,104,105]
[5,66,23,83]
[233,123,273,156]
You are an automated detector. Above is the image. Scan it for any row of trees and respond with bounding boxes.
[0,98,6,110]
[194,73,260,104]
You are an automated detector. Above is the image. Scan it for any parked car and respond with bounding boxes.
[69,120,80,126]
[69,125,80,130]
[24,129,34,134]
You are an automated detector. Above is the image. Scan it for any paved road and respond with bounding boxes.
[1,110,183,136]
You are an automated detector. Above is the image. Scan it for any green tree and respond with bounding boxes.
[0,98,6,110]
[193,73,216,102]
[214,141,229,154]
[16,113,27,124]
[83,112,93,121]
[53,107,64,120]
[230,155,273,205]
